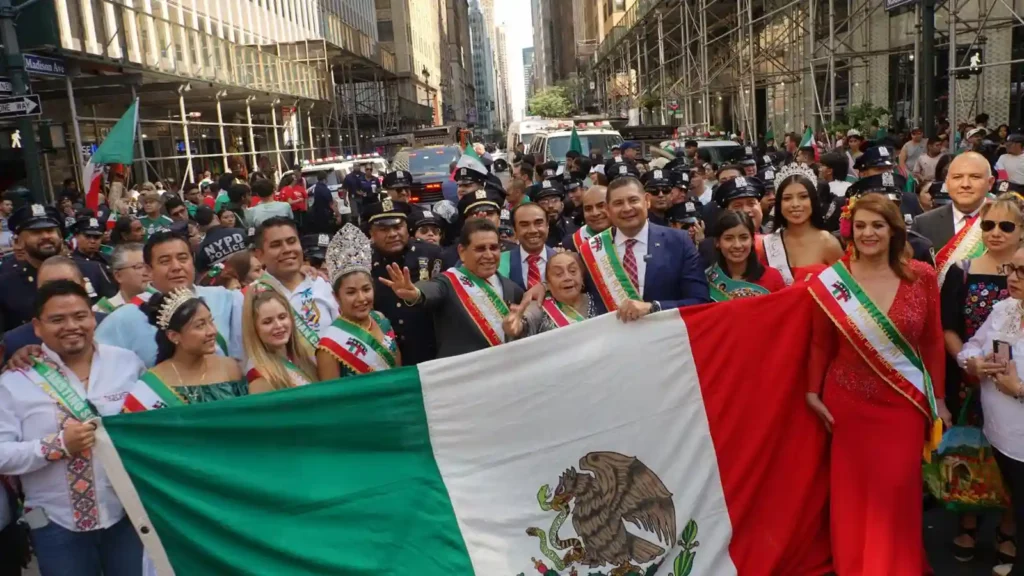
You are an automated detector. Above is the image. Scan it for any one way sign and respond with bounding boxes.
[0,95,42,119]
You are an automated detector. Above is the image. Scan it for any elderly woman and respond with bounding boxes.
[506,252,601,337]
[958,243,1024,576]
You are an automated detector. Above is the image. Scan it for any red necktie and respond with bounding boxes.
[622,238,639,289]
[527,254,542,289]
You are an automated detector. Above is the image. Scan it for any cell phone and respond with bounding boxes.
[994,340,1013,362]
[21,508,48,530]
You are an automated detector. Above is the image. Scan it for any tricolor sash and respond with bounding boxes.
[121,372,186,413]
[705,265,770,302]
[93,297,117,314]
[762,232,795,286]
[540,296,587,328]
[571,226,595,252]
[578,228,641,311]
[935,214,985,287]
[442,267,510,347]
[245,358,310,387]
[252,274,320,348]
[809,262,943,456]
[318,314,398,375]
[25,359,96,422]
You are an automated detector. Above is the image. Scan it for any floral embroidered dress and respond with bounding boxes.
[940,260,1009,424]
[122,371,248,413]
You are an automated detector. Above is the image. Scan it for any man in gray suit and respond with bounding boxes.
[911,151,994,255]
[381,218,525,358]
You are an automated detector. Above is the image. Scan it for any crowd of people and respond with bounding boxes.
[0,116,1021,576]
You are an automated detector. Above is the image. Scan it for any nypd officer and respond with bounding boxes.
[667,199,705,245]
[441,187,516,268]
[641,169,674,226]
[71,215,113,277]
[302,233,331,273]
[698,176,767,266]
[363,198,443,366]
[532,178,578,248]
[847,174,934,265]
[381,169,415,204]
[0,204,116,332]
[411,209,444,246]
[854,144,922,223]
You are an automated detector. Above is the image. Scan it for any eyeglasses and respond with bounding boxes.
[1001,263,1024,279]
[981,220,1018,233]
[648,188,672,196]
[115,263,147,272]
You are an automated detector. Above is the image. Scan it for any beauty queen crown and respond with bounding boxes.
[157,287,198,329]
[773,162,819,191]
[326,224,373,285]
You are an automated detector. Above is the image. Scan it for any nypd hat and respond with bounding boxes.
[642,169,672,191]
[301,233,331,261]
[412,209,444,231]
[713,176,766,208]
[847,172,901,200]
[457,188,503,217]
[455,166,488,185]
[667,200,702,224]
[74,216,105,236]
[532,178,565,202]
[382,170,414,190]
[9,204,62,233]
[362,198,413,227]
[853,145,896,171]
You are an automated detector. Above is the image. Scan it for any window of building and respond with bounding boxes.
[1012,24,1023,130]
[378,20,394,42]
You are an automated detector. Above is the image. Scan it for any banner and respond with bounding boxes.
[97,289,832,575]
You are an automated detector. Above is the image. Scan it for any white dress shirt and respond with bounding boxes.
[284,274,339,336]
[520,248,549,289]
[952,204,982,234]
[0,344,146,531]
[957,298,1024,462]
[614,222,649,297]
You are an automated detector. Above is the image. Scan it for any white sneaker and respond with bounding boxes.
[992,564,1012,576]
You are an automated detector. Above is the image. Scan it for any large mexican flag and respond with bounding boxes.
[95,289,832,576]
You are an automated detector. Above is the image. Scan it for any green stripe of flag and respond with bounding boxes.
[102,367,473,574]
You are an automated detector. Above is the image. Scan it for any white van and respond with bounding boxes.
[507,117,562,153]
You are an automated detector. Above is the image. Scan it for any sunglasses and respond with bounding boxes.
[647,188,673,196]
[980,220,1018,233]
[1001,263,1024,280]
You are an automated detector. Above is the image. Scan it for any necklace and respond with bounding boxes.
[170,356,208,387]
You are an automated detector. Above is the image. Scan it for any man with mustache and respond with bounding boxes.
[0,205,115,333]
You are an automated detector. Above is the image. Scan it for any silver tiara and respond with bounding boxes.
[326,224,372,285]
[157,287,198,330]
[774,162,818,191]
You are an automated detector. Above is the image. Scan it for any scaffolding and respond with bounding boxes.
[588,0,1024,140]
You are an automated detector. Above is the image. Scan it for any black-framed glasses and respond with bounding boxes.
[1000,263,1024,279]
[647,188,672,196]
[981,220,1018,233]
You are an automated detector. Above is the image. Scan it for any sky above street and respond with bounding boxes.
[495,0,531,122]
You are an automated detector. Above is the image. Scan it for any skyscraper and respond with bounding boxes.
[469,0,496,132]
[495,25,512,130]
[523,47,535,102]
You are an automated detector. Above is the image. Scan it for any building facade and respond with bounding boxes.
[495,25,512,130]
[440,0,477,125]
[377,0,445,126]
[523,47,536,102]
[469,0,496,132]
[530,0,551,89]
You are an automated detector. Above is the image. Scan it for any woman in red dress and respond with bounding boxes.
[807,192,952,575]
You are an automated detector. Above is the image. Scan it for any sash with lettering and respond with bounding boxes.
[25,358,97,422]
[318,313,398,374]
[131,287,230,356]
[251,274,320,349]
[244,358,310,387]
[121,371,187,413]
[705,265,770,302]
[540,295,586,328]
[571,225,595,252]
[442,267,510,347]
[762,232,795,286]
[935,214,985,288]
[578,227,641,311]
[809,262,943,458]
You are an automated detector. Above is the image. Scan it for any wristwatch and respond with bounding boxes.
[650,301,662,313]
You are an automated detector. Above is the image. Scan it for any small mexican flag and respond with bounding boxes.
[799,126,818,161]
[96,289,832,575]
[568,126,583,156]
[84,99,139,212]
[455,142,488,175]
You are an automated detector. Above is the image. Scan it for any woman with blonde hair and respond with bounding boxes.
[806,192,952,575]
[241,287,318,393]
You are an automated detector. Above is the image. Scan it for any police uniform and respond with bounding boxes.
[562,176,585,226]
[71,216,113,277]
[363,199,444,366]
[847,174,934,265]
[853,146,922,224]
[667,200,703,228]
[302,233,331,268]
[0,205,116,333]
[642,169,674,227]
[532,178,579,248]
[698,177,766,266]
[756,165,778,234]
[381,170,415,203]
[411,209,445,244]
[441,188,516,268]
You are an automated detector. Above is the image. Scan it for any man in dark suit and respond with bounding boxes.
[911,151,993,254]
[508,203,557,291]
[582,177,711,320]
[381,219,524,358]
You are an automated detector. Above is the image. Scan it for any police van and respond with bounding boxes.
[284,153,390,214]
[526,121,624,166]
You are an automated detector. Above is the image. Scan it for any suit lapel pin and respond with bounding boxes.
[655,243,661,247]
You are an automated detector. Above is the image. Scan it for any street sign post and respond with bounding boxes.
[0,95,41,118]
[23,54,66,77]
[0,77,11,95]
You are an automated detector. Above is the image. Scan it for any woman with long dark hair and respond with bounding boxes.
[705,211,786,301]
[109,215,145,245]
[761,165,843,286]
[807,192,952,575]
[121,288,245,412]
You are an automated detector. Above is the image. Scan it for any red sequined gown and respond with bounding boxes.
[808,259,946,575]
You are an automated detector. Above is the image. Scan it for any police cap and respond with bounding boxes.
[382,170,415,190]
[994,180,1024,197]
[301,233,331,261]
[926,182,951,206]
[532,178,565,202]
[362,198,413,227]
[608,163,641,181]
[668,201,703,224]
[853,145,896,171]
[713,176,765,208]
[454,166,488,185]
[847,172,901,200]
[74,216,105,236]
[9,204,62,234]
[563,178,584,194]
[756,166,778,192]
[539,161,559,179]
[458,188,503,217]
[670,170,690,190]
[411,209,444,231]
[641,169,672,191]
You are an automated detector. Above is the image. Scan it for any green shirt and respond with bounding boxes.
[214,191,230,212]
[139,215,174,238]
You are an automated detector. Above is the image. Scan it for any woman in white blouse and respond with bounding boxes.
[959,246,1024,576]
